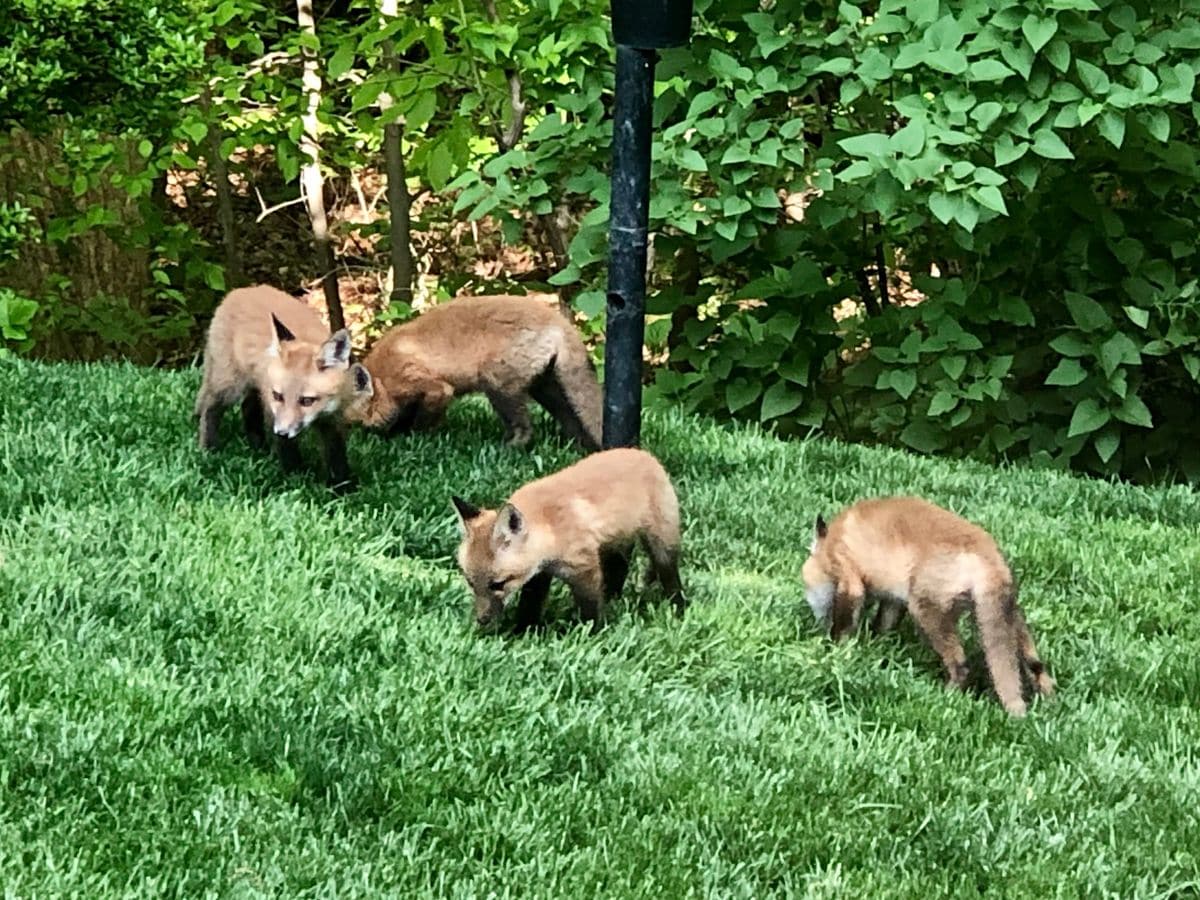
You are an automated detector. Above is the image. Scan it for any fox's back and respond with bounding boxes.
[367,295,571,376]
[829,497,1006,597]
[513,448,677,546]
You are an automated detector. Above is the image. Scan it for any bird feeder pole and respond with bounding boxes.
[602,0,694,449]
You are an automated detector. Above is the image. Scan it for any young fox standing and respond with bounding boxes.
[451,448,686,632]
[195,285,373,490]
[346,294,602,451]
[802,496,1054,717]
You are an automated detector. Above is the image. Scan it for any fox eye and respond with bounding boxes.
[271,391,284,403]
[488,578,507,592]
[299,396,318,408]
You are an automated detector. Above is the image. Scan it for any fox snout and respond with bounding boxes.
[273,421,303,439]
[475,595,504,629]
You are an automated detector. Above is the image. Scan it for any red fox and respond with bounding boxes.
[802,496,1054,717]
[346,294,602,451]
[451,448,685,631]
[194,284,373,490]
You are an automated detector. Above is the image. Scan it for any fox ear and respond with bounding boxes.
[351,362,374,398]
[492,502,525,546]
[451,496,482,529]
[318,329,352,371]
[267,313,295,357]
[814,515,828,541]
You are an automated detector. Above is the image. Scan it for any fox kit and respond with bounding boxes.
[451,448,685,632]
[802,496,1054,717]
[347,294,602,451]
[194,284,373,490]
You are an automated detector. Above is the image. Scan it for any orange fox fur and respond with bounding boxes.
[348,294,602,450]
[452,448,685,631]
[802,496,1054,717]
[194,284,373,489]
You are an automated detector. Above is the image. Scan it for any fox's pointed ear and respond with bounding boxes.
[492,502,525,546]
[814,514,828,541]
[451,496,482,531]
[267,313,295,357]
[351,362,374,398]
[318,329,352,371]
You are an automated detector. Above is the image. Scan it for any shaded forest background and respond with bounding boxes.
[3,0,1199,482]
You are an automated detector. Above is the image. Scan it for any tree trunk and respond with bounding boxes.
[379,0,413,307]
[295,0,345,332]
[199,44,243,290]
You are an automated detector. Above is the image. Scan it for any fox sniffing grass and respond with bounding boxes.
[194,285,373,491]
[451,448,686,632]
[346,294,602,451]
[802,496,1054,717]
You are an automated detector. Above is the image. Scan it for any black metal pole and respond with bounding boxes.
[602,45,657,449]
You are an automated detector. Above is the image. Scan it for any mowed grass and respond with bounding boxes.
[1,358,1199,898]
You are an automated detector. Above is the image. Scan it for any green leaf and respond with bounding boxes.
[974,185,1007,214]
[906,0,939,27]
[838,133,891,157]
[1075,59,1111,95]
[927,48,968,75]
[1044,358,1086,386]
[1065,292,1111,331]
[994,134,1028,166]
[1114,393,1153,428]
[928,390,959,416]
[838,1,863,24]
[1068,398,1110,437]
[427,142,453,191]
[137,139,153,159]
[1021,15,1059,52]
[890,369,918,399]
[1123,306,1149,328]
[761,380,804,421]
[1031,128,1073,159]
[327,44,355,80]
[181,120,207,144]
[1050,333,1090,357]
[1045,38,1071,72]
[970,59,1015,81]
[971,101,1003,131]
[1098,109,1125,148]
[997,295,1035,325]
[1143,109,1170,143]
[727,380,761,413]
[929,192,957,224]
[1093,428,1120,463]
[890,119,926,157]
[941,355,967,379]
[1099,332,1141,375]
[678,148,708,172]
[899,421,948,452]
[723,196,752,216]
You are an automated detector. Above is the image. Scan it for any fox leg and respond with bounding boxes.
[829,582,866,640]
[908,596,971,690]
[600,545,632,600]
[974,596,1028,717]
[315,418,355,493]
[568,565,606,632]
[871,599,906,635]
[514,572,552,633]
[485,388,534,448]
[275,435,303,475]
[1013,607,1055,697]
[195,384,229,451]
[642,534,686,617]
[241,392,266,451]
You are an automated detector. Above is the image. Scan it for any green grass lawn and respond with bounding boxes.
[2,358,1199,897]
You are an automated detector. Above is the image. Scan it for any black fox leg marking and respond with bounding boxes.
[600,546,632,600]
[485,389,534,447]
[570,567,606,632]
[829,585,865,641]
[198,400,224,450]
[316,419,354,492]
[643,535,686,616]
[908,597,971,689]
[529,362,598,451]
[870,600,905,635]
[241,392,266,451]
[276,434,303,474]
[514,572,552,633]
